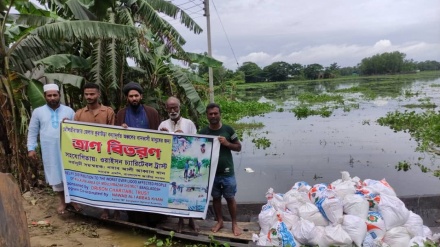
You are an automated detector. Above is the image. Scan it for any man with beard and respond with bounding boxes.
[158,97,197,134]
[27,84,77,214]
[115,82,160,129]
[199,103,242,236]
[158,96,199,232]
[115,82,164,227]
[74,82,116,219]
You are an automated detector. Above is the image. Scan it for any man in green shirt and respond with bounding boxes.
[199,103,242,236]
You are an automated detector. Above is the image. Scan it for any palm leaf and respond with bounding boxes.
[30,20,138,41]
[170,65,205,114]
[27,79,46,109]
[34,54,90,70]
[43,73,85,88]
[184,52,223,68]
[145,0,202,34]
[91,39,105,86]
[66,0,97,20]
[12,13,58,26]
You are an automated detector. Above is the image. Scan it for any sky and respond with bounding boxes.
[168,0,440,70]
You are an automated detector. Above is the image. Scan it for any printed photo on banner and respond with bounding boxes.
[60,120,219,219]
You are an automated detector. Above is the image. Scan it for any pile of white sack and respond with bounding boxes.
[252,171,440,247]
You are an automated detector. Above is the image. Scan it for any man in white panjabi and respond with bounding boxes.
[158,96,199,232]
[158,97,197,134]
[27,84,80,214]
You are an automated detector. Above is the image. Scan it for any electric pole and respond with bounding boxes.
[204,0,214,103]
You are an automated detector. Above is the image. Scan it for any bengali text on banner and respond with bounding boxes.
[60,120,219,219]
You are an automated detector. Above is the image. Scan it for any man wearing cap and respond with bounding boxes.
[74,82,116,219]
[27,84,76,214]
[115,81,160,129]
[116,82,163,226]
[158,96,199,232]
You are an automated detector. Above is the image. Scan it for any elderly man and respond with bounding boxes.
[158,96,197,134]
[159,96,199,232]
[27,84,77,214]
[74,82,116,219]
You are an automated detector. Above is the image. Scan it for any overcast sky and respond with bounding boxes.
[169,0,440,70]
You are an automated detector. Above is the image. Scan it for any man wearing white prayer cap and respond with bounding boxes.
[43,83,59,92]
[27,83,80,214]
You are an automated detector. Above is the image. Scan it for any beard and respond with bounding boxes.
[129,100,140,106]
[47,99,60,108]
[169,111,180,120]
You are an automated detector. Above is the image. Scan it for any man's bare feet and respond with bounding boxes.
[113,210,120,220]
[70,202,82,212]
[100,209,109,219]
[211,221,223,233]
[177,218,184,233]
[232,223,242,236]
[57,203,66,215]
[189,218,200,232]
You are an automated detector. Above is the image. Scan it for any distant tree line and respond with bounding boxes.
[193,51,440,84]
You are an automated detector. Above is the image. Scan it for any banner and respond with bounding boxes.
[60,121,219,219]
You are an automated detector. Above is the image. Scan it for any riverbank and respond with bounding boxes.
[23,188,148,247]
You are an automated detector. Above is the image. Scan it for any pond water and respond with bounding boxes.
[232,76,440,203]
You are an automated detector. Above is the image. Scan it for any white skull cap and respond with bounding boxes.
[43,84,59,92]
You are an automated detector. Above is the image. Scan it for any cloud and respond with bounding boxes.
[174,0,440,70]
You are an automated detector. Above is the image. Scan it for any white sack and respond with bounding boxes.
[298,201,328,226]
[403,211,424,238]
[323,224,353,247]
[258,203,277,235]
[382,226,411,247]
[422,225,432,238]
[278,209,299,230]
[363,178,396,197]
[342,214,367,247]
[308,226,330,247]
[291,218,315,244]
[378,194,410,230]
[366,211,386,240]
[316,195,344,225]
[343,193,370,219]
[291,181,311,193]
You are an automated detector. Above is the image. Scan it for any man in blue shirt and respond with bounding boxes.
[27,84,77,214]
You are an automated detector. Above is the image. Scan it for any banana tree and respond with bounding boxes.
[0,0,139,190]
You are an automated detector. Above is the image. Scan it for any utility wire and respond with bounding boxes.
[211,0,240,68]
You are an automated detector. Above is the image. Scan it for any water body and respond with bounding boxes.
[232,77,440,203]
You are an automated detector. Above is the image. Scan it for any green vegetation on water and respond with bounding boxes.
[377,110,440,177]
[297,93,344,104]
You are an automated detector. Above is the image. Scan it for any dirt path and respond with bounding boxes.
[23,188,147,247]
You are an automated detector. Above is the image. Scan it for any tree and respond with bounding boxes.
[323,62,340,79]
[291,63,304,79]
[417,60,440,71]
[358,51,410,75]
[263,61,292,81]
[237,62,263,83]
[0,0,219,190]
[303,63,324,80]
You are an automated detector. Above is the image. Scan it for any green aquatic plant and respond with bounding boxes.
[252,137,272,149]
[297,93,344,104]
[291,105,333,119]
[395,161,411,171]
[377,110,440,153]
[144,231,175,247]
